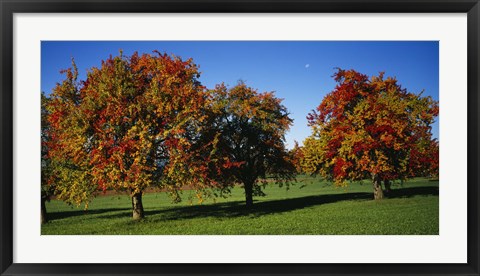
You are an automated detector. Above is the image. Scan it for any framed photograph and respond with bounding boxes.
[1,0,479,275]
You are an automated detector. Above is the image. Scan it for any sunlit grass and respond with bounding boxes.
[42,176,439,235]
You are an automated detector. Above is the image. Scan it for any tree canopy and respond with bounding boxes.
[207,83,295,207]
[302,69,439,199]
[47,52,222,219]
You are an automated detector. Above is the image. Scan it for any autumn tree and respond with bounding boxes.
[47,52,219,220]
[289,141,305,174]
[46,61,97,210]
[302,69,439,199]
[207,83,295,208]
[41,92,55,224]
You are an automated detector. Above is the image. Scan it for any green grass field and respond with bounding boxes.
[41,176,439,235]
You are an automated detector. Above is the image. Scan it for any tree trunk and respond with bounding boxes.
[132,192,144,220]
[372,174,384,200]
[384,179,391,195]
[41,197,48,224]
[244,181,254,208]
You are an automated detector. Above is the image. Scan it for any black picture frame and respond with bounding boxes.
[1,0,479,275]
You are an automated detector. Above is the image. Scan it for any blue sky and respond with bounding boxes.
[41,41,439,149]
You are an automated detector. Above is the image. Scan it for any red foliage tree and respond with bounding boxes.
[302,69,439,199]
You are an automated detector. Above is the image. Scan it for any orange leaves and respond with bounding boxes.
[84,52,207,192]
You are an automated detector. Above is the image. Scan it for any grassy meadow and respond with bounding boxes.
[41,176,439,235]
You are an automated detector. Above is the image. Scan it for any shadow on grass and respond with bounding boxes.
[144,192,370,221]
[47,186,438,222]
[387,186,438,198]
[145,185,439,221]
[46,207,131,221]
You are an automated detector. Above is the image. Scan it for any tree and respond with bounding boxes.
[207,83,295,208]
[289,141,305,174]
[302,69,439,199]
[46,60,97,210]
[47,51,216,220]
[41,92,55,224]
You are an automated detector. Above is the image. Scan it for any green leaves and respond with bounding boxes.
[206,82,296,203]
